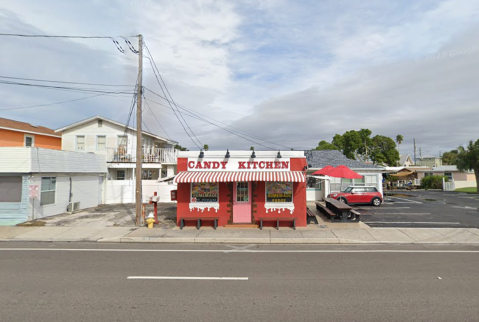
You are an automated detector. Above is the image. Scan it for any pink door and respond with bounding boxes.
[233,182,251,223]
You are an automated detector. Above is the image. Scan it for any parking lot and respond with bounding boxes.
[358,190,479,228]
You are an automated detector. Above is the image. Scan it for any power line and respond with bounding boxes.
[143,93,171,140]
[148,88,293,150]
[143,88,294,150]
[0,33,138,39]
[0,91,129,111]
[143,96,277,150]
[143,42,203,149]
[0,75,134,87]
[0,80,135,95]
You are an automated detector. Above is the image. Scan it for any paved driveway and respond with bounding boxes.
[358,190,479,228]
[37,203,178,228]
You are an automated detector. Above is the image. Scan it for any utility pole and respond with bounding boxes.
[135,34,143,227]
[413,138,417,165]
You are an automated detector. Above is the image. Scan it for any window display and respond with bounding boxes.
[191,182,218,202]
[266,182,293,203]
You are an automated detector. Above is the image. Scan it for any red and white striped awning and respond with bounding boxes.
[174,171,305,183]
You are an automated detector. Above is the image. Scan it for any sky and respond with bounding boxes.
[1,0,478,158]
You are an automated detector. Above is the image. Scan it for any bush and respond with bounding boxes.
[421,175,448,189]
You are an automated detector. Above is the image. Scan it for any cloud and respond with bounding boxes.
[1,0,479,158]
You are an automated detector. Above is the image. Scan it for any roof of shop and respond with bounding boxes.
[304,150,383,170]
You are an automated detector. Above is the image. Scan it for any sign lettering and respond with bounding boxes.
[188,160,290,170]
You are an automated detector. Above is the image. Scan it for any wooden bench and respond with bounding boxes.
[325,198,354,222]
[257,218,296,230]
[350,209,361,222]
[315,201,337,220]
[180,217,219,230]
[306,208,318,224]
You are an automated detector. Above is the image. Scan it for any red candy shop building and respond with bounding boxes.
[174,150,308,229]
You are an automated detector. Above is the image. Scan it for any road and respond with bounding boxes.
[359,190,479,228]
[1,242,479,322]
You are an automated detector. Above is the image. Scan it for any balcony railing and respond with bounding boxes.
[106,147,178,163]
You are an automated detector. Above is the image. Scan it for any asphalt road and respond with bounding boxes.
[1,242,479,322]
[357,190,479,228]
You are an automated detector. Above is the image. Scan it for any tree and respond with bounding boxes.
[332,131,361,160]
[456,139,479,193]
[250,146,254,151]
[314,140,339,150]
[357,129,373,162]
[203,144,209,151]
[370,135,400,166]
[442,149,458,165]
[396,135,403,156]
[174,144,188,151]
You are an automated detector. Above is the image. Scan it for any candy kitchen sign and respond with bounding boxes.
[187,158,291,172]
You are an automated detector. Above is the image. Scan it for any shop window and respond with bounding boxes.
[0,176,22,202]
[365,175,377,185]
[117,170,126,180]
[41,177,56,206]
[307,177,321,190]
[353,177,365,186]
[265,182,293,203]
[191,183,218,202]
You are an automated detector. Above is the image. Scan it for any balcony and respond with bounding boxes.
[106,147,178,164]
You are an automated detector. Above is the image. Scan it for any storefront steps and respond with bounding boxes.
[224,224,260,229]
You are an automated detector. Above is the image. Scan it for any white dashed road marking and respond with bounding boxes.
[127,276,248,281]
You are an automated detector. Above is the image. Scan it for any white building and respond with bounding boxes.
[304,150,385,201]
[55,116,179,203]
[0,147,106,225]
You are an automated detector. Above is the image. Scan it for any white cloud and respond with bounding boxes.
[1,0,479,156]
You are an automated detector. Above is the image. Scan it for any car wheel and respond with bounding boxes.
[338,197,348,204]
[372,197,382,207]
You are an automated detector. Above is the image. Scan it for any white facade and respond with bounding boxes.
[56,116,179,203]
[29,174,103,219]
[104,180,177,204]
[0,147,106,225]
[306,171,384,201]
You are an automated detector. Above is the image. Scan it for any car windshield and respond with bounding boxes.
[342,187,353,193]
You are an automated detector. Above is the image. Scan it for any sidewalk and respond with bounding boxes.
[2,201,479,245]
[2,225,479,244]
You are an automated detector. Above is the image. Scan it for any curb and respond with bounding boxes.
[3,237,479,245]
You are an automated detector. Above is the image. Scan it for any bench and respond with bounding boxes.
[315,201,337,220]
[325,198,354,222]
[180,217,219,230]
[350,209,361,222]
[306,208,319,224]
[257,218,296,230]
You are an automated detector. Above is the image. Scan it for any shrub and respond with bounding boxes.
[421,175,448,189]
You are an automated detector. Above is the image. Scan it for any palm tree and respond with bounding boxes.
[396,135,404,165]
[203,144,209,151]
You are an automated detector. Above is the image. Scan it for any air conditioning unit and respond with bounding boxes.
[67,202,80,213]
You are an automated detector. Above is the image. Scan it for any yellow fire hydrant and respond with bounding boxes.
[146,212,155,229]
